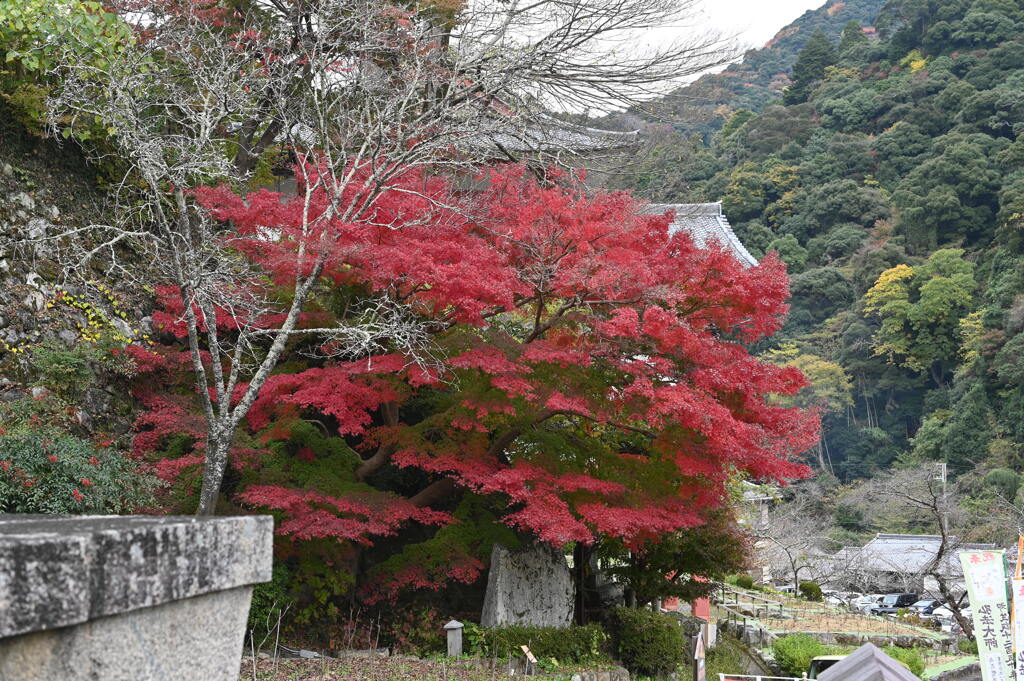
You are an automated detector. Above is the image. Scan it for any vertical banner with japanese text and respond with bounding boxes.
[1010,577,1024,681]
[961,549,1013,681]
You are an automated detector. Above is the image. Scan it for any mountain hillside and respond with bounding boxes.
[636,0,888,141]
[622,0,1024,515]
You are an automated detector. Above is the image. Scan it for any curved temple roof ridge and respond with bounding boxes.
[644,202,758,267]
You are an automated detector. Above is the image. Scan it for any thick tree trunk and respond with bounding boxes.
[197,436,231,515]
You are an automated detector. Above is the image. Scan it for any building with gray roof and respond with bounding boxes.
[829,533,998,594]
[644,202,758,267]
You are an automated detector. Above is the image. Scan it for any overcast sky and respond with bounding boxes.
[699,0,826,49]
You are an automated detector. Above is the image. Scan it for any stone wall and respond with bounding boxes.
[0,514,273,681]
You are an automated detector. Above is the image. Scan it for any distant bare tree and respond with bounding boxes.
[756,492,835,590]
[847,467,974,637]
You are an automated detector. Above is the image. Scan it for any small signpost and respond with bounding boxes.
[521,645,537,675]
[693,627,707,681]
[444,619,464,658]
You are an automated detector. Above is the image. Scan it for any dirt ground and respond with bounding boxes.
[238,656,598,681]
[760,611,941,638]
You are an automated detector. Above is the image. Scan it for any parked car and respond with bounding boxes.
[826,591,862,607]
[932,604,970,620]
[909,599,943,615]
[808,655,847,679]
[853,594,885,613]
[871,593,920,615]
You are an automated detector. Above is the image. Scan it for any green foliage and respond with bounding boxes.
[0,0,129,127]
[785,30,839,105]
[984,468,1019,499]
[31,338,134,400]
[734,574,755,589]
[600,513,748,607]
[0,429,159,513]
[768,234,809,273]
[772,634,828,676]
[463,622,609,665]
[248,562,291,638]
[610,607,686,678]
[958,638,979,655]
[883,646,925,677]
[864,249,977,384]
[798,580,823,601]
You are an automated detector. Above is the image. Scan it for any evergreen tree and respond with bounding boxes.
[784,30,838,105]
[839,20,868,52]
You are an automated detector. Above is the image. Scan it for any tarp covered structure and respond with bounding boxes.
[817,643,920,681]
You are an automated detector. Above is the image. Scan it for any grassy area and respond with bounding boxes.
[922,656,979,680]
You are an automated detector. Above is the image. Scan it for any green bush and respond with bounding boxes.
[248,562,291,639]
[463,622,609,665]
[610,607,686,678]
[0,430,160,513]
[735,575,755,589]
[799,580,823,601]
[773,634,828,676]
[883,646,924,677]
[958,639,979,655]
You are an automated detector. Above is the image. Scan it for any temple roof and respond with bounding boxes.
[818,643,920,681]
[645,202,758,267]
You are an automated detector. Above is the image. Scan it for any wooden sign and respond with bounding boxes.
[520,645,537,664]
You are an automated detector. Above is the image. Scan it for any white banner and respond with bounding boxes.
[1012,578,1024,681]
[961,550,1013,681]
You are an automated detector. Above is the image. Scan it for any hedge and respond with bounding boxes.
[610,607,686,678]
[463,622,609,664]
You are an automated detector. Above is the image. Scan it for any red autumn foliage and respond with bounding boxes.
[133,163,817,600]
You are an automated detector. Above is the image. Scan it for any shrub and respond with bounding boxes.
[610,607,686,678]
[464,622,609,665]
[735,575,755,589]
[883,646,924,677]
[772,634,828,676]
[799,580,823,601]
[0,430,159,513]
[248,562,291,640]
[958,639,979,655]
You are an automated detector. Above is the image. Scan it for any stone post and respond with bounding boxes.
[0,514,273,681]
[444,619,464,657]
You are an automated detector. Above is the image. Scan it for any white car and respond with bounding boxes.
[931,604,970,620]
[826,591,861,607]
[853,594,885,613]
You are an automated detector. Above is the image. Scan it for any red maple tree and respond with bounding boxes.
[133,164,817,602]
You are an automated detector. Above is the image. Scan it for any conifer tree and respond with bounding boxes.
[784,30,838,105]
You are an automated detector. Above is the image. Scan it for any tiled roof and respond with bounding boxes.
[818,643,920,681]
[645,202,758,267]
[837,533,998,576]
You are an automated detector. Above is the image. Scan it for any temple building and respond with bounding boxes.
[644,202,758,267]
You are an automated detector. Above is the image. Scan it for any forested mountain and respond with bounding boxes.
[621,0,1024,498]
[619,0,887,141]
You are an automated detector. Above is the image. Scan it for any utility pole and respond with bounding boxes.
[935,462,948,534]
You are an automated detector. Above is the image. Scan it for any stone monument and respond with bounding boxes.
[481,541,574,628]
[0,514,273,681]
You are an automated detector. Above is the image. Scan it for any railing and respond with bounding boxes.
[715,585,786,617]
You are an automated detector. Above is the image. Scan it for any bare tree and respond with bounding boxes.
[756,492,835,590]
[30,0,738,514]
[848,468,974,637]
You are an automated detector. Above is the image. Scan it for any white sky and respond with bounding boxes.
[698,0,826,49]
